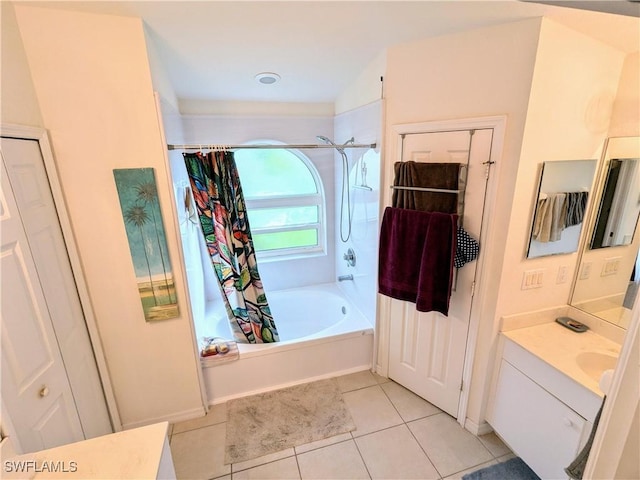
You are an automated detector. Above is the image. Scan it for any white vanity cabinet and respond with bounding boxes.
[490,359,588,479]
[487,334,604,480]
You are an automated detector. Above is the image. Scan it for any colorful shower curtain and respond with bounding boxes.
[184,151,279,344]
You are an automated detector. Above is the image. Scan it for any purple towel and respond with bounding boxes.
[378,207,458,316]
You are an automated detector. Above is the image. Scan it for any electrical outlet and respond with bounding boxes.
[522,269,545,290]
[579,262,592,280]
[556,266,568,284]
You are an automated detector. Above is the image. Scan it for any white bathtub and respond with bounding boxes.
[200,283,374,404]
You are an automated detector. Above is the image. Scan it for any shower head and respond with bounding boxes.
[316,135,337,147]
[316,135,353,154]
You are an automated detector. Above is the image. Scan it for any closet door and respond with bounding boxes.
[386,128,493,418]
[1,135,112,452]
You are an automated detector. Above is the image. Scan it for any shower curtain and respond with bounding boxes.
[184,151,279,344]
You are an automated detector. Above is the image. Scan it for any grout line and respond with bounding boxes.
[351,437,373,480]
[405,418,445,480]
[294,452,302,480]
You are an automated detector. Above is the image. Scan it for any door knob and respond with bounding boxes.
[39,386,49,397]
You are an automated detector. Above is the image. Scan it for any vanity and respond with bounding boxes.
[486,312,620,480]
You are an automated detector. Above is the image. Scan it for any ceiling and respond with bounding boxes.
[20,1,640,104]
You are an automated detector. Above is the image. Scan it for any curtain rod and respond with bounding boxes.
[167,143,377,151]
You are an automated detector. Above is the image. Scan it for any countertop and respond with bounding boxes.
[2,422,173,479]
[502,321,621,396]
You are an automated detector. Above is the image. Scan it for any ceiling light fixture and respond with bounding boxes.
[255,72,281,85]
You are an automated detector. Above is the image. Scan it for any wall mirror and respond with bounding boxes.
[527,160,597,259]
[589,157,640,249]
[571,136,640,329]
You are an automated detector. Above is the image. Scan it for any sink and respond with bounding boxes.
[575,351,618,381]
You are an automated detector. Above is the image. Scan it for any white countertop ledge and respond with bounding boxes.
[2,422,173,479]
[502,322,621,397]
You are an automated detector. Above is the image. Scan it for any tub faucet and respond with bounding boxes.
[338,274,354,282]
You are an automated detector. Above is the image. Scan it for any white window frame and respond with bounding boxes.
[238,143,326,261]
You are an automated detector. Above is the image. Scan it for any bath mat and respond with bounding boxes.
[462,457,540,480]
[224,378,355,464]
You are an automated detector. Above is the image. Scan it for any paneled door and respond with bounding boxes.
[386,127,494,418]
[1,135,112,453]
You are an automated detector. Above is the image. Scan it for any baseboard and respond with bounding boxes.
[464,417,493,436]
[121,406,206,430]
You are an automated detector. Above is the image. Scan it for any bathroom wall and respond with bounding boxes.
[334,100,382,323]
[13,5,205,429]
[0,2,43,128]
[609,51,640,138]
[335,51,386,116]
[178,109,336,294]
[495,18,625,316]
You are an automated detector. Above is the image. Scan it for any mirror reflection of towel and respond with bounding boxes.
[532,193,567,242]
[565,192,588,227]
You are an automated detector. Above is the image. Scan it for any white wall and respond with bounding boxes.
[334,100,382,323]
[609,52,640,138]
[335,51,386,116]
[0,2,43,128]
[495,18,625,314]
[178,111,335,295]
[13,5,205,429]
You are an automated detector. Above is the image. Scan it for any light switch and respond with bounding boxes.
[601,257,621,277]
[522,269,545,290]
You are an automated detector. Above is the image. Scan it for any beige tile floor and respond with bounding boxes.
[169,370,515,480]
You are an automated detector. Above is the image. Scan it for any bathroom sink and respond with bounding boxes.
[575,352,618,381]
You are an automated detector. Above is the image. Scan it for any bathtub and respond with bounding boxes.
[200,283,374,404]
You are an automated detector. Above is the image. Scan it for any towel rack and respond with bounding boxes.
[390,132,473,220]
[390,185,461,194]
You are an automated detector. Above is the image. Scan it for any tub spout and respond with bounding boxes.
[338,274,354,282]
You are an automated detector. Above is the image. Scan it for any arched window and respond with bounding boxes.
[235,142,325,259]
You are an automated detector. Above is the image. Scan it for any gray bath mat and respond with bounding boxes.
[225,378,356,464]
[462,457,540,480]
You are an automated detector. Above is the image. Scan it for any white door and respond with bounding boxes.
[1,136,112,453]
[386,128,493,418]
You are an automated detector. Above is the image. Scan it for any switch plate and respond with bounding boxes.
[522,269,545,290]
[601,257,621,277]
[580,262,592,280]
[556,266,568,284]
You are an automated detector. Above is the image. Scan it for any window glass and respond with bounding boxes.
[253,230,319,251]
[236,150,317,197]
[234,144,325,257]
[247,206,319,229]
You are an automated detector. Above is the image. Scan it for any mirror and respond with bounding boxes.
[527,160,597,259]
[571,136,640,329]
[590,157,640,249]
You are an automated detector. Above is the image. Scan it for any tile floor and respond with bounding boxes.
[169,370,515,480]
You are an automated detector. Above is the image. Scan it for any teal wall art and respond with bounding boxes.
[114,168,179,321]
